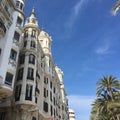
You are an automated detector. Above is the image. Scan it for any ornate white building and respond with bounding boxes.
[69,109,75,120]
[0,0,69,120]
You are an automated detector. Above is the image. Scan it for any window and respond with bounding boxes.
[16,1,23,10]
[31,41,36,48]
[27,68,34,80]
[53,87,56,94]
[36,71,40,79]
[50,91,52,101]
[54,97,55,105]
[25,84,33,101]
[24,30,28,38]
[14,31,20,41]
[54,109,55,117]
[32,117,36,120]
[31,30,36,37]
[24,41,27,48]
[51,105,53,116]
[19,54,25,64]
[35,85,40,94]
[0,20,6,34]
[10,49,17,61]
[44,88,48,98]
[0,112,6,120]
[50,81,52,89]
[15,85,22,101]
[17,68,24,80]
[44,77,48,84]
[43,101,48,112]
[5,72,13,86]
[17,16,22,26]
[35,97,37,103]
[29,54,35,64]
[20,3,23,10]
[44,88,46,98]
[16,1,20,8]
[41,63,43,67]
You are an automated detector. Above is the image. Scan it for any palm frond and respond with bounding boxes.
[112,0,120,15]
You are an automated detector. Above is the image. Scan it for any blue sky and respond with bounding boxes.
[25,0,120,119]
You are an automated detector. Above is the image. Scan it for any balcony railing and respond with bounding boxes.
[27,76,34,81]
[5,81,12,86]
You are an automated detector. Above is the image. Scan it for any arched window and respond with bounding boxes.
[24,30,28,38]
[14,31,20,41]
[10,49,17,61]
[31,30,36,37]
[17,68,24,80]
[19,54,25,64]
[29,54,35,64]
[31,41,36,48]
[24,41,27,48]
[25,84,33,101]
[27,67,34,80]
[16,1,24,10]
[15,84,22,101]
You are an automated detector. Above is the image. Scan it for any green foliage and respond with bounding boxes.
[90,75,120,120]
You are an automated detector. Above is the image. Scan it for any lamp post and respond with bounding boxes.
[28,108,39,120]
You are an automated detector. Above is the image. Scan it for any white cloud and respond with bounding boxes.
[68,95,95,120]
[74,0,88,16]
[95,39,113,55]
[95,44,110,55]
[65,0,89,29]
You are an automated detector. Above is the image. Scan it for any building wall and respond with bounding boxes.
[69,109,76,120]
[0,1,69,120]
[0,0,25,99]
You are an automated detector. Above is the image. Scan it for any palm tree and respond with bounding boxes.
[112,0,120,15]
[96,75,119,101]
[90,75,120,120]
[90,95,112,120]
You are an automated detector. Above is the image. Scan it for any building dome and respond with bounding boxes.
[39,30,52,40]
[69,109,75,120]
[69,109,74,113]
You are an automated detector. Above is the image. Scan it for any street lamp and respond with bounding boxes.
[28,108,39,120]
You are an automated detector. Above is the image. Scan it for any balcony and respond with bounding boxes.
[0,21,6,37]
[0,82,13,99]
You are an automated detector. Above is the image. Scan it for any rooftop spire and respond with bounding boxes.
[32,7,35,14]
[30,7,36,19]
[25,8,38,27]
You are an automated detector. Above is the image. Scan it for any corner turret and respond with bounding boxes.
[25,8,38,27]
[38,30,52,55]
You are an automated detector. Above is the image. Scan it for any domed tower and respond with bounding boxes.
[38,30,52,74]
[69,109,76,120]
[13,9,39,120]
[55,66,69,120]
[0,0,25,99]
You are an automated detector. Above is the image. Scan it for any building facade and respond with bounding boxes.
[0,0,69,120]
[69,109,75,120]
